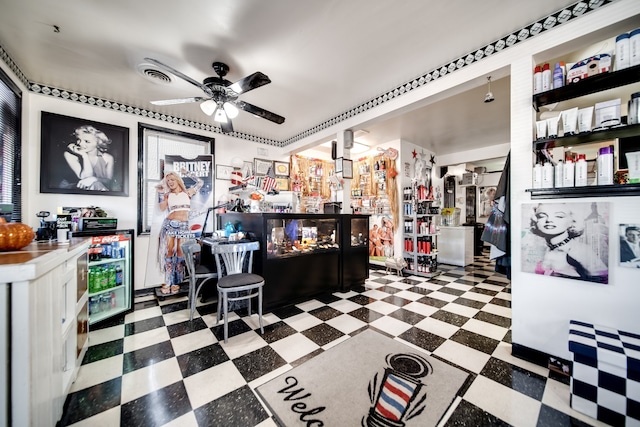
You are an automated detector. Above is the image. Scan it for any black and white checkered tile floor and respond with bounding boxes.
[59,252,607,427]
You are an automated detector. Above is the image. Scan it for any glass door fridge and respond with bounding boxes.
[71,229,134,325]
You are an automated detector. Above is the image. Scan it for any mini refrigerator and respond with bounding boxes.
[71,229,134,325]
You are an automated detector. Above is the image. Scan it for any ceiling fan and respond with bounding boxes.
[144,58,285,133]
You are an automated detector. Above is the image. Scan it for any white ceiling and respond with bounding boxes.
[0,0,584,158]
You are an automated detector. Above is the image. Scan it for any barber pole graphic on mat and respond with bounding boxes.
[365,353,432,427]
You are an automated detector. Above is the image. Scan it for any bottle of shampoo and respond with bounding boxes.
[597,146,614,185]
[616,32,630,71]
[554,160,564,188]
[542,162,554,188]
[563,156,575,187]
[631,28,640,67]
[541,63,551,92]
[533,163,543,189]
[553,62,564,89]
[575,154,588,186]
[533,65,542,94]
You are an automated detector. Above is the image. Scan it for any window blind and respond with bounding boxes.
[0,67,21,221]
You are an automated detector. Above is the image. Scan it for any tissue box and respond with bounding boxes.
[595,99,621,128]
[568,320,640,426]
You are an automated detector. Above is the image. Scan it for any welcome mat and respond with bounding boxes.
[256,329,469,427]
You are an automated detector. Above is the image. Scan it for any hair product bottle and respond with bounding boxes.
[631,28,640,67]
[575,154,588,186]
[541,63,551,92]
[563,156,575,187]
[597,146,614,185]
[554,160,564,188]
[533,65,542,94]
[533,163,543,189]
[616,32,630,70]
[542,162,554,188]
[553,62,564,89]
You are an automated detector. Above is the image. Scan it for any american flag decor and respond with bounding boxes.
[261,166,278,194]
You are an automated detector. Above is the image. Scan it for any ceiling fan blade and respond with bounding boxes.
[229,72,271,94]
[150,97,206,105]
[220,119,234,134]
[144,57,211,95]
[236,100,285,124]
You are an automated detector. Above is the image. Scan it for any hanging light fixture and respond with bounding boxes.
[213,102,228,123]
[200,99,216,116]
[484,76,495,103]
[223,102,239,119]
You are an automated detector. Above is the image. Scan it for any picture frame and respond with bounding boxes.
[619,223,640,267]
[254,158,273,176]
[275,177,289,191]
[137,123,214,235]
[216,164,234,180]
[274,161,290,177]
[40,112,129,196]
[342,159,353,179]
[243,161,254,177]
[335,157,344,173]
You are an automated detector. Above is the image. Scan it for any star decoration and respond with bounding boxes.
[430,154,436,165]
[412,149,417,159]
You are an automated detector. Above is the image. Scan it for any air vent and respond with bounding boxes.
[136,63,172,85]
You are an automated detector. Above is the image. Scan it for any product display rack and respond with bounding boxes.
[402,186,441,278]
[529,63,640,199]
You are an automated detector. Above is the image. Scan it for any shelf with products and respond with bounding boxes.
[533,64,640,111]
[402,184,440,278]
[533,123,640,151]
[530,60,640,199]
[526,182,640,199]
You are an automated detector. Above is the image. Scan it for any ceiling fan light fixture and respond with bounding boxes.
[223,102,239,119]
[214,105,228,123]
[200,99,216,116]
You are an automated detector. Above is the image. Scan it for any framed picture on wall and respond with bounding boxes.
[216,164,234,180]
[275,177,289,191]
[254,158,273,176]
[342,159,353,178]
[619,223,640,267]
[40,112,129,196]
[274,161,290,177]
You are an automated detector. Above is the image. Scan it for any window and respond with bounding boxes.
[137,123,214,235]
[0,67,21,221]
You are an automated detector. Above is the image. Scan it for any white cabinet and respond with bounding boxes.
[1,239,89,426]
[438,226,474,267]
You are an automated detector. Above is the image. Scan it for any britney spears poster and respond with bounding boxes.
[144,155,214,294]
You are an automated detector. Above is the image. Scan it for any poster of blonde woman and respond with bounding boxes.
[144,155,214,295]
[521,201,609,284]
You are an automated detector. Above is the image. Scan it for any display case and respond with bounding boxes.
[218,213,368,310]
[265,216,340,258]
[342,215,370,290]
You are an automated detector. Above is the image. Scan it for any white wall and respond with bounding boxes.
[509,0,640,359]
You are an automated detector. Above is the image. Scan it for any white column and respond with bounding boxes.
[335,131,352,213]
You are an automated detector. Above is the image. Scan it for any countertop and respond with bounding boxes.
[0,238,90,283]
[0,238,89,266]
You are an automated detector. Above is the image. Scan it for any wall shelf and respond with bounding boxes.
[534,123,640,150]
[532,64,640,111]
[526,183,640,199]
